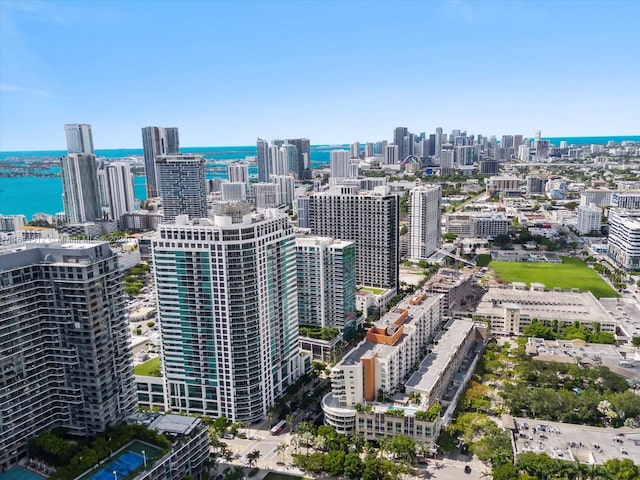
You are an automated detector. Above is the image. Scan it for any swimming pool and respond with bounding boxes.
[0,466,46,480]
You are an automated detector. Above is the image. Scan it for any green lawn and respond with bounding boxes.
[489,257,618,299]
[359,286,385,295]
[134,356,161,376]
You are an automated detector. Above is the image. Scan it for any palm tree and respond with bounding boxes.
[378,437,390,459]
[276,442,288,464]
[267,410,276,428]
[222,447,234,462]
[351,432,365,454]
[245,449,261,469]
[286,413,295,433]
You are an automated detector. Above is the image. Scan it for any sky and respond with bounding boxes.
[1,0,639,150]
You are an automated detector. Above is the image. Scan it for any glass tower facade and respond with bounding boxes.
[152,206,301,422]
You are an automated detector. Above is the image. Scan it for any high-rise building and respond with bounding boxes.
[227,162,250,184]
[330,149,352,178]
[252,183,281,210]
[350,142,360,159]
[271,174,295,208]
[0,241,137,469]
[440,150,455,175]
[607,209,640,271]
[297,196,310,228]
[98,161,136,222]
[479,159,499,175]
[295,236,357,336]
[501,135,514,149]
[152,206,301,422]
[286,138,311,179]
[576,203,602,235]
[384,144,399,164]
[519,145,531,162]
[155,154,207,221]
[364,143,375,157]
[435,127,443,160]
[141,126,180,198]
[408,185,442,261]
[65,123,94,154]
[513,135,523,152]
[269,143,298,177]
[308,185,399,291]
[394,127,408,162]
[526,176,547,194]
[220,182,247,202]
[455,145,476,166]
[61,153,102,224]
[256,138,270,183]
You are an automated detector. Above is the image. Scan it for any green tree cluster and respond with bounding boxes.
[523,320,616,344]
[500,356,639,426]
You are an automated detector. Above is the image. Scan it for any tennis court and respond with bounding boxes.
[88,452,143,480]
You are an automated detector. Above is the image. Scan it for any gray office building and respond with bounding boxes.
[308,185,399,291]
[0,241,137,470]
[286,138,312,180]
[142,126,180,198]
[155,154,207,221]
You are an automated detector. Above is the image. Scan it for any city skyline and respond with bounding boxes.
[1,0,639,151]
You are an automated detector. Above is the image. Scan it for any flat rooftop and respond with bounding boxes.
[476,287,614,324]
[512,417,640,464]
[339,292,442,366]
[149,413,200,436]
[600,297,640,339]
[405,319,475,394]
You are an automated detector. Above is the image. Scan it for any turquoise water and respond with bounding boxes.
[0,466,46,480]
[0,145,337,218]
[1,137,638,218]
[542,135,640,146]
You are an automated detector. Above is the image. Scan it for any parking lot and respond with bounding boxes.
[513,417,640,464]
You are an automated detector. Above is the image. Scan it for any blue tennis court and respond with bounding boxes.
[88,452,144,480]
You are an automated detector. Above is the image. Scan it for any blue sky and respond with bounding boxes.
[1,0,638,150]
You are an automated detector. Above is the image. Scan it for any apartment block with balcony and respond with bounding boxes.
[151,204,301,423]
[0,241,136,470]
[322,292,443,434]
[607,209,640,272]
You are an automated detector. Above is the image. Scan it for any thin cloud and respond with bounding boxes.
[6,0,82,25]
[0,83,67,100]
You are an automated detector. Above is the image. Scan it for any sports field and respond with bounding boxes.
[489,257,618,299]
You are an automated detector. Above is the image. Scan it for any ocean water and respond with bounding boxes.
[0,145,339,218]
[1,137,638,219]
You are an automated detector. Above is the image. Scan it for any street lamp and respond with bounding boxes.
[142,450,147,468]
[113,471,118,480]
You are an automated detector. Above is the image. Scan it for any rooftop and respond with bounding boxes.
[149,414,201,436]
[476,287,614,324]
[339,292,442,366]
[405,319,475,394]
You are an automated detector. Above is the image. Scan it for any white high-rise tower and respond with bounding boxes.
[408,185,442,261]
[61,124,101,223]
[152,205,302,422]
[65,123,94,154]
